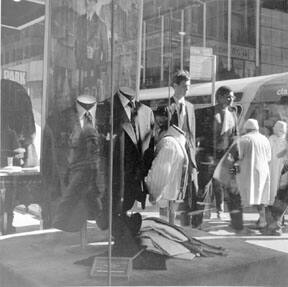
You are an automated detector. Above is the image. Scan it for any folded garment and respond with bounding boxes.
[141,217,227,257]
[140,230,191,257]
[141,218,188,242]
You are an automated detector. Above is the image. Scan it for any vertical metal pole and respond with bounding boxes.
[108,0,115,285]
[36,0,51,189]
[0,0,2,165]
[203,2,207,48]
[227,0,232,71]
[168,8,173,119]
[168,8,174,225]
[41,0,51,159]
[255,0,260,68]
[180,9,184,70]
[80,222,87,249]
[142,21,146,85]
[160,16,164,82]
[211,55,217,106]
[136,0,144,102]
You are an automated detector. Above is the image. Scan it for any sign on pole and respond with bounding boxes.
[189,46,214,80]
[189,46,217,104]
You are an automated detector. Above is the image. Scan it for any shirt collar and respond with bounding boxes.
[118,92,134,107]
[76,101,96,119]
[173,96,185,106]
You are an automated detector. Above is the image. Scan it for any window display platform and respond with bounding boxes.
[1,224,288,286]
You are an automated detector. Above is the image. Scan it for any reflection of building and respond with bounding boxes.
[3,0,288,92]
[141,0,288,88]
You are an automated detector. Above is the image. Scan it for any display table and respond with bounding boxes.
[0,168,43,235]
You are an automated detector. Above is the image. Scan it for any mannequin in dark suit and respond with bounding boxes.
[98,87,155,251]
[167,70,198,226]
[42,93,106,229]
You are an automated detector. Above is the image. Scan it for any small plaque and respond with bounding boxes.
[90,257,131,278]
[90,250,143,279]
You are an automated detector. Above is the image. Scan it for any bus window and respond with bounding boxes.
[243,102,288,137]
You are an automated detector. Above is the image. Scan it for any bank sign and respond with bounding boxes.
[2,69,27,86]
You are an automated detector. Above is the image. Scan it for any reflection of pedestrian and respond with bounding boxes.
[75,0,109,91]
[262,161,288,235]
[196,86,238,218]
[268,120,287,205]
[53,126,108,232]
[51,1,77,94]
[231,119,271,227]
[167,70,198,226]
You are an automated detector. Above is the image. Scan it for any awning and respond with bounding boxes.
[2,0,45,30]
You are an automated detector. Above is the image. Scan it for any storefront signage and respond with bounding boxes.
[2,69,27,86]
[207,40,255,61]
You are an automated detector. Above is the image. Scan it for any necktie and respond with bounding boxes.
[83,111,93,128]
[170,104,179,126]
[128,101,137,135]
[178,103,184,129]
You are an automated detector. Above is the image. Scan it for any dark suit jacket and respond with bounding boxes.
[168,98,198,211]
[98,92,155,214]
[169,99,197,168]
[195,104,238,159]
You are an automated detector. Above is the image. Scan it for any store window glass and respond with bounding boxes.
[41,0,143,229]
[1,0,46,169]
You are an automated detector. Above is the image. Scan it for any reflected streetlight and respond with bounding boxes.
[193,0,207,48]
[179,30,186,70]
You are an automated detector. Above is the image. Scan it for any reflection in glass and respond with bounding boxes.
[1,0,45,169]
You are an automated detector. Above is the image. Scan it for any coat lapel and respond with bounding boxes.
[185,101,194,137]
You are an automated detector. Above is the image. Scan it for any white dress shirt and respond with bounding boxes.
[145,125,188,207]
[76,102,97,128]
[118,92,135,120]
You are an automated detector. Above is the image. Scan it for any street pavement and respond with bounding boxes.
[0,204,288,286]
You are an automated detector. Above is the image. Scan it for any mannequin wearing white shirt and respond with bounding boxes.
[42,92,100,228]
[118,89,135,121]
[76,94,97,128]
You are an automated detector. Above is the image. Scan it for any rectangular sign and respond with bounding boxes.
[90,257,132,278]
[2,69,27,86]
[190,46,214,80]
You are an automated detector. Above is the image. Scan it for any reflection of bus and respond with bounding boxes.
[139,72,288,136]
